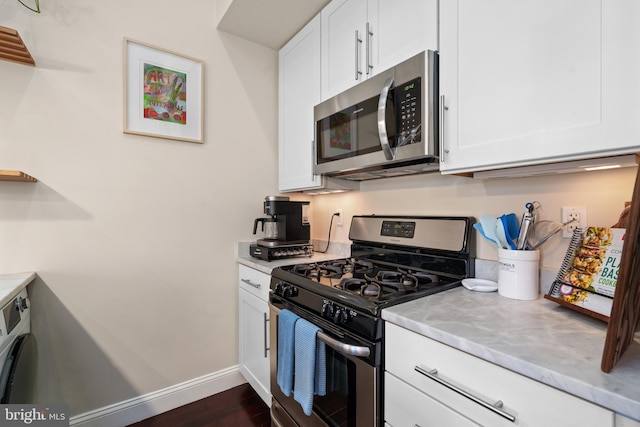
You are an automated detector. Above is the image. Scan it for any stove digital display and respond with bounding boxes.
[381,221,415,238]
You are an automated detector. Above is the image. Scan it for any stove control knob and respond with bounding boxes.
[274,282,286,296]
[333,307,348,324]
[282,285,298,298]
[321,302,334,318]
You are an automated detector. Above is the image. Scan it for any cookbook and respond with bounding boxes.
[545,226,626,321]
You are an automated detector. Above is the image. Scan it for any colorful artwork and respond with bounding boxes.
[143,63,187,125]
[329,113,352,150]
[124,39,203,143]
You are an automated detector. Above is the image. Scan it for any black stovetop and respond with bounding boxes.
[271,246,472,316]
[269,216,475,341]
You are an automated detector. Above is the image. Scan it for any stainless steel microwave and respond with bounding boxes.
[314,50,439,181]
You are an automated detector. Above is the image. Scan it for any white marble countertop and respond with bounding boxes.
[382,287,640,421]
[0,272,36,307]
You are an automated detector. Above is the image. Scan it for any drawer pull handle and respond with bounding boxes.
[414,365,516,423]
[241,279,261,289]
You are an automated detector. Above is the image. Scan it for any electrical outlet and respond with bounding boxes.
[562,207,587,238]
[335,209,343,226]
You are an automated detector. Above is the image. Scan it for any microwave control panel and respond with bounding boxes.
[396,77,422,145]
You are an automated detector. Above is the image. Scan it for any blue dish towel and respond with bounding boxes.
[293,318,326,416]
[277,309,299,397]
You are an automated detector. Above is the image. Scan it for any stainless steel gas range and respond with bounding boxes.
[268,215,475,426]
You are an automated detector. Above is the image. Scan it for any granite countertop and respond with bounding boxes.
[381,287,640,421]
[0,272,36,307]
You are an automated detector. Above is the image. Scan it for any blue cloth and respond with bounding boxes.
[293,318,326,416]
[277,309,299,397]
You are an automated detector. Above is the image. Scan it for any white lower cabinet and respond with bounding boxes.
[384,322,614,427]
[238,265,271,406]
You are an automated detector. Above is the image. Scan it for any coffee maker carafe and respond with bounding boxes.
[250,196,312,261]
[253,217,279,240]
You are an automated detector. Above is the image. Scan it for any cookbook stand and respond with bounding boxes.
[601,159,640,373]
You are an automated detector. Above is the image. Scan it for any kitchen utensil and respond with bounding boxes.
[479,215,502,249]
[500,213,520,250]
[525,201,541,222]
[495,218,511,249]
[473,223,497,245]
[516,211,534,250]
[526,219,577,250]
[462,278,498,292]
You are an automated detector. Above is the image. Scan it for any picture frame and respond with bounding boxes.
[123,38,204,144]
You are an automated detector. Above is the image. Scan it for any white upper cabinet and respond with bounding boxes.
[439,0,640,174]
[321,0,437,100]
[279,15,323,192]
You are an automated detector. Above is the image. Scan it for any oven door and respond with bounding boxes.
[269,302,381,427]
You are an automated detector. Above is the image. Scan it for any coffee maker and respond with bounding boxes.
[250,196,313,261]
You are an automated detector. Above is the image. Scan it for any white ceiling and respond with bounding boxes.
[216,0,331,50]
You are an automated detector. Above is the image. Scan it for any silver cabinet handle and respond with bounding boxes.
[311,139,317,179]
[366,22,373,75]
[263,312,270,358]
[414,365,516,422]
[241,278,261,289]
[377,76,395,160]
[355,30,362,80]
[439,95,449,163]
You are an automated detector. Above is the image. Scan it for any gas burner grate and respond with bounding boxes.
[292,262,344,279]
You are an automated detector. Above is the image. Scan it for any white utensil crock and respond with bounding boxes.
[497,249,540,300]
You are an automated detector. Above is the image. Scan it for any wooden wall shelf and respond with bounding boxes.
[0,26,35,67]
[0,170,37,182]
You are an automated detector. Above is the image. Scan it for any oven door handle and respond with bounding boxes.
[318,331,370,357]
[270,303,371,358]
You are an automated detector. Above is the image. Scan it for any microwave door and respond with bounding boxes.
[316,98,382,165]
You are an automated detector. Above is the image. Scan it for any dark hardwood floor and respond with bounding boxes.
[128,383,271,427]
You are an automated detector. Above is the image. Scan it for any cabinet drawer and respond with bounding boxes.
[238,265,270,301]
[385,323,613,427]
[385,372,479,427]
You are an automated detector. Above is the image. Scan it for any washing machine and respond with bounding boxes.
[0,287,36,403]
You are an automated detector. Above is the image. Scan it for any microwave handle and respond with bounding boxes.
[377,76,395,160]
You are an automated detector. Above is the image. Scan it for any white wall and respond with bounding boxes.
[309,167,637,272]
[0,0,280,415]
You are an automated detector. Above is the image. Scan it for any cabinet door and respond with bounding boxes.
[321,0,368,100]
[321,0,437,101]
[439,0,640,174]
[278,15,323,192]
[368,0,438,74]
[238,288,271,406]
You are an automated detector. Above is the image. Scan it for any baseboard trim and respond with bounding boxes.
[70,366,246,427]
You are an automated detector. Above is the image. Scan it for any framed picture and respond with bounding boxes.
[123,38,204,143]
